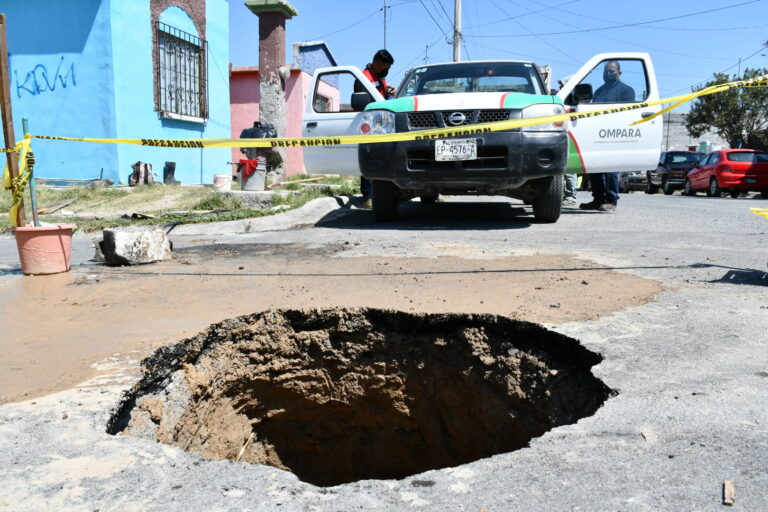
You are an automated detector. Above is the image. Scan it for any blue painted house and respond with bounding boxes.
[2,0,230,185]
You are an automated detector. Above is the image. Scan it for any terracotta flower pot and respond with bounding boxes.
[12,224,76,275]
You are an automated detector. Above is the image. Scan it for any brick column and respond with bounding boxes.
[245,0,297,179]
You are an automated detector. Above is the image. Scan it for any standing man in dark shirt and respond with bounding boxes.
[580,61,635,213]
[357,49,395,208]
[592,61,635,103]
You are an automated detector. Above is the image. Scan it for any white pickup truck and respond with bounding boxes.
[302,53,663,222]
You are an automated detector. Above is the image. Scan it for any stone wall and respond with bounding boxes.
[662,112,730,152]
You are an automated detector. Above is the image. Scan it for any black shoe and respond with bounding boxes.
[579,200,601,210]
[598,203,616,213]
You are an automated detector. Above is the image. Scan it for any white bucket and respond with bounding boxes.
[242,161,266,191]
[212,173,232,192]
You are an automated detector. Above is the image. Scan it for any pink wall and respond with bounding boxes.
[230,67,310,176]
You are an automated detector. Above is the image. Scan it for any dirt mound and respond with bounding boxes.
[109,308,611,486]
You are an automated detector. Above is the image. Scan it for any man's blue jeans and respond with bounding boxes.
[588,172,620,205]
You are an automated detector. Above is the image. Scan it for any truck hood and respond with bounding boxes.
[366,92,561,113]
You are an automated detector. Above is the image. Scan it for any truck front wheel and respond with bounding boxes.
[531,176,562,223]
[372,180,399,222]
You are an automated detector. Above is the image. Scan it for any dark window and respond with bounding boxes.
[667,152,702,164]
[155,21,208,120]
[726,151,768,163]
[313,94,331,113]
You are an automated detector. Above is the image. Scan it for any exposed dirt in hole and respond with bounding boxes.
[111,308,611,487]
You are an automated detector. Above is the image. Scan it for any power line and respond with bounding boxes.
[468,0,580,29]
[307,8,381,41]
[392,35,444,76]
[521,0,768,32]
[305,0,420,42]
[464,0,762,38]
[487,0,579,63]
[515,0,735,62]
[667,43,768,96]
[433,0,453,27]
[417,0,451,41]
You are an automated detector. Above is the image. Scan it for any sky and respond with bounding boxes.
[228,0,768,109]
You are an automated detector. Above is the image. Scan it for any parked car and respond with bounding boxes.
[619,170,646,193]
[683,149,768,198]
[646,151,704,195]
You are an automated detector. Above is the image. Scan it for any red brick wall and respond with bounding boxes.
[150,0,206,39]
[150,0,208,115]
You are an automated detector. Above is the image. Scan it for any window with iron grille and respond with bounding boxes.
[155,21,208,121]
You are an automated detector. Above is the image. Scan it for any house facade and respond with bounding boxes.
[230,41,338,176]
[2,0,230,185]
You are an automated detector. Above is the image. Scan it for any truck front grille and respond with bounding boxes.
[407,110,512,130]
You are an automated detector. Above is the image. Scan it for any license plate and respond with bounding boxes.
[745,178,757,183]
[435,139,477,161]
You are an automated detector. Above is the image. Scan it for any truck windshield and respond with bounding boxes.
[397,62,545,98]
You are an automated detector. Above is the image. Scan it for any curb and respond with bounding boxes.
[166,195,353,236]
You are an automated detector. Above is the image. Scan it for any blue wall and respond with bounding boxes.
[3,0,118,181]
[2,0,231,185]
[109,0,230,185]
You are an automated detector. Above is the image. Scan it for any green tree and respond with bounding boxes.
[685,68,768,149]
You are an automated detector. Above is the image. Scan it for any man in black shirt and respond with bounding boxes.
[592,61,635,103]
[580,61,635,212]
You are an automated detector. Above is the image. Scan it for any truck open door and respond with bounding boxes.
[557,53,663,174]
[301,66,383,175]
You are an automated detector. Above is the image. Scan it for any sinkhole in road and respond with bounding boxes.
[109,308,611,487]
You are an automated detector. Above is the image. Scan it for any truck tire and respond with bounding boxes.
[645,173,659,194]
[532,176,562,223]
[372,180,398,222]
[661,177,674,195]
[420,194,438,204]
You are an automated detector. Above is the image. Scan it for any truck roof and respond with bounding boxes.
[405,59,537,72]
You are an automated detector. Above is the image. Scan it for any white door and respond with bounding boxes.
[302,66,383,175]
[557,53,663,174]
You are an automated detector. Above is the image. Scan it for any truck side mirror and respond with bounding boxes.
[351,91,373,111]
[573,83,593,103]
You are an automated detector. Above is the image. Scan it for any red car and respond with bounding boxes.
[684,149,768,198]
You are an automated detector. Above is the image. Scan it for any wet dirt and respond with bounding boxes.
[0,243,660,405]
[111,308,611,487]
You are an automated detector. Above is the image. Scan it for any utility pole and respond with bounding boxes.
[0,14,24,226]
[383,0,388,49]
[453,0,461,62]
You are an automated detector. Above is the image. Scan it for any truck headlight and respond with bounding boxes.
[521,104,565,131]
[356,110,396,135]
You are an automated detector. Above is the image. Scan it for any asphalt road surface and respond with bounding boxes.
[1,190,767,511]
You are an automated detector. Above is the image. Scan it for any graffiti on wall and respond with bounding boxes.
[15,56,77,98]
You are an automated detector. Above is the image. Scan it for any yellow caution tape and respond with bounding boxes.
[2,137,34,227]
[18,73,768,148]
[631,74,768,126]
[752,208,768,219]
